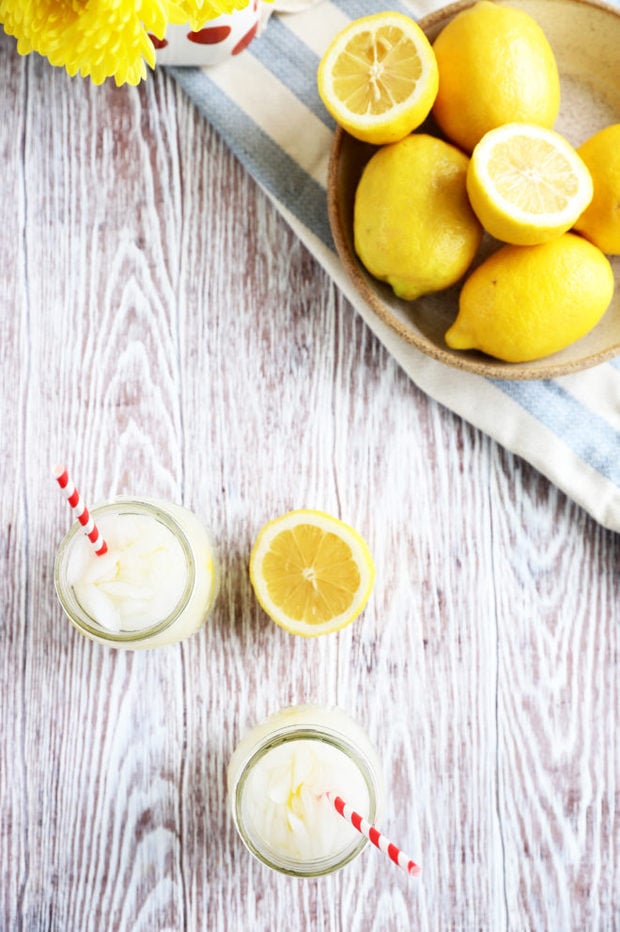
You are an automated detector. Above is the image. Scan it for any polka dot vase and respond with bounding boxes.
[151,0,269,67]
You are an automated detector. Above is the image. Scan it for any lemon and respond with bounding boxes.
[432,0,560,153]
[466,123,593,246]
[317,12,439,145]
[445,233,614,362]
[573,123,620,255]
[249,509,375,637]
[354,134,483,300]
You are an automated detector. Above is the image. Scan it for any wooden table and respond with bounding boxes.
[1,35,618,932]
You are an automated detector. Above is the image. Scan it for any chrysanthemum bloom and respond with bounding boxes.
[0,0,253,85]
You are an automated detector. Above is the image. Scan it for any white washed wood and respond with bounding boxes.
[0,34,618,932]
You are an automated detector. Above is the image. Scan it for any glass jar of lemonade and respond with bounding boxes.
[54,497,218,649]
[227,704,384,877]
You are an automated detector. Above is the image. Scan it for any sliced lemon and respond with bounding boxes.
[249,509,375,637]
[466,123,594,246]
[317,12,439,145]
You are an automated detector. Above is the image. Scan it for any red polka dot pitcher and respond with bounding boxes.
[152,0,269,67]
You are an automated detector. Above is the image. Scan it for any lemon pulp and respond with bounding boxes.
[249,509,375,637]
[317,12,438,145]
[467,123,593,245]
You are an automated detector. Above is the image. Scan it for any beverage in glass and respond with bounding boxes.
[228,704,384,876]
[54,497,218,649]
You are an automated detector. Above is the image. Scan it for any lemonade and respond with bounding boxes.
[54,497,218,648]
[228,705,384,876]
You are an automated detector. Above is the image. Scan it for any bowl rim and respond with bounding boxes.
[326,0,620,381]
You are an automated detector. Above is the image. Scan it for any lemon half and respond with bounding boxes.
[317,12,438,145]
[467,123,593,245]
[249,509,375,637]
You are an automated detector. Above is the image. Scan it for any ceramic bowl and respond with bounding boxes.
[327,0,620,380]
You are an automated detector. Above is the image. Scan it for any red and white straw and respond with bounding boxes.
[327,793,421,878]
[54,465,108,556]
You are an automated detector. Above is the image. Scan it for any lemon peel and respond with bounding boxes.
[445,233,614,362]
[432,0,560,153]
[573,123,620,255]
[354,134,483,300]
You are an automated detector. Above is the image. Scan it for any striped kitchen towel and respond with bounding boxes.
[169,0,620,533]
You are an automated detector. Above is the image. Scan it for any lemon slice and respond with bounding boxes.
[317,12,439,145]
[466,123,594,245]
[249,509,375,637]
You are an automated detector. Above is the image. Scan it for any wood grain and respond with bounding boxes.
[1,34,619,932]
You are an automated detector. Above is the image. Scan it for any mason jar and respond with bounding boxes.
[54,497,218,649]
[227,704,384,877]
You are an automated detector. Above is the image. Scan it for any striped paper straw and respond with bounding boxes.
[328,793,421,878]
[54,465,108,556]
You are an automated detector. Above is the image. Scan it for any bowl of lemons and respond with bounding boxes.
[322,0,620,380]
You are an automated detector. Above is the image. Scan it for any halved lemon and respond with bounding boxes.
[466,123,594,245]
[249,509,375,637]
[317,12,439,145]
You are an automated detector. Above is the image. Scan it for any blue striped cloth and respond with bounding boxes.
[169,0,620,532]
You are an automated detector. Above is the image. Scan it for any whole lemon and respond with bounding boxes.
[432,1,560,153]
[445,234,614,362]
[573,123,620,255]
[354,134,483,301]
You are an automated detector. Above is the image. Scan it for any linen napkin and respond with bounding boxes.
[169,0,620,533]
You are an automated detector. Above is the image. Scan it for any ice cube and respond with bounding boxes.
[75,583,122,632]
[82,550,117,585]
[286,810,312,856]
[291,744,314,790]
[99,580,155,600]
[114,515,142,548]
[66,539,93,586]
[267,763,293,804]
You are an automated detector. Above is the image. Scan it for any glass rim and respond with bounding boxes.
[231,724,379,877]
[53,497,196,643]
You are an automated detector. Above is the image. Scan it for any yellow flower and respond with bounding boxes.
[0,0,255,86]
[175,0,256,31]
